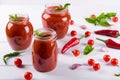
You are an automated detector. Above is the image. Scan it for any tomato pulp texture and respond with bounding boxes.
[6,16,33,51]
[42,5,71,39]
[32,29,58,72]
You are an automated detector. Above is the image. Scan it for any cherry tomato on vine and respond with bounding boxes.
[103,54,111,62]
[112,16,118,23]
[14,58,22,67]
[24,72,33,80]
[88,58,95,66]
[93,63,101,71]
[87,39,94,46]
[72,49,80,57]
[90,14,96,18]
[110,58,119,66]
[70,20,74,25]
[85,31,91,37]
[71,30,77,36]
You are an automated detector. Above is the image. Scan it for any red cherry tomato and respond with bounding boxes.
[72,49,80,57]
[85,31,91,37]
[14,58,22,67]
[88,58,95,66]
[93,63,101,71]
[71,30,77,36]
[103,54,111,62]
[70,20,74,25]
[24,72,33,80]
[87,39,94,46]
[110,58,119,66]
[112,16,118,23]
[90,14,96,18]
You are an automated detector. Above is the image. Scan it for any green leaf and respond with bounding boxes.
[83,45,94,55]
[115,73,120,77]
[34,30,51,37]
[55,3,71,10]
[9,14,21,21]
[97,12,106,20]
[85,18,97,25]
[99,19,110,26]
[106,12,116,19]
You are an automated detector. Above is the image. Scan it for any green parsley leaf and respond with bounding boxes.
[83,45,94,55]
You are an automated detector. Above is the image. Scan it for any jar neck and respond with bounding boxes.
[34,28,57,41]
[45,3,68,15]
[9,14,29,23]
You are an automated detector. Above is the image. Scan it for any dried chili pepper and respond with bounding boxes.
[96,38,120,49]
[94,30,120,38]
[61,35,84,54]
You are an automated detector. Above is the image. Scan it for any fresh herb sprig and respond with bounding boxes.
[115,73,120,77]
[3,51,22,65]
[9,14,21,21]
[34,30,50,37]
[55,3,71,10]
[84,45,94,55]
[85,12,116,27]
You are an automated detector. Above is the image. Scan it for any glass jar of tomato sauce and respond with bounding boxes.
[42,3,71,39]
[6,14,33,51]
[32,28,58,72]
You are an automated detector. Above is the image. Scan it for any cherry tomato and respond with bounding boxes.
[103,54,111,62]
[72,49,80,57]
[85,31,91,37]
[71,30,77,36]
[88,58,95,66]
[70,20,74,25]
[112,16,118,23]
[24,72,33,80]
[90,14,96,18]
[110,58,119,66]
[93,63,101,71]
[14,58,22,67]
[87,39,94,46]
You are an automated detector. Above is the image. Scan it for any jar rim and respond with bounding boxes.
[34,28,57,41]
[9,13,29,21]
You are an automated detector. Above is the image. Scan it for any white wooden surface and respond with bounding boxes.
[1,0,120,80]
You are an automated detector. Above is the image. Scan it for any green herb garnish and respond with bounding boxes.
[3,51,22,65]
[115,73,120,77]
[83,45,94,55]
[55,3,71,10]
[9,14,21,21]
[34,30,51,37]
[85,12,116,27]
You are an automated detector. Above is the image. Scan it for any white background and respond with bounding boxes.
[1,0,120,80]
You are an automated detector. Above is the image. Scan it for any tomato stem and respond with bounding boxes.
[78,35,85,40]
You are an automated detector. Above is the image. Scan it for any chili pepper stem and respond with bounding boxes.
[96,38,106,43]
[78,35,85,40]
[118,33,120,37]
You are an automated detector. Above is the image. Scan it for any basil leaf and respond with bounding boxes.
[34,30,50,37]
[97,12,106,20]
[99,19,110,26]
[106,12,116,19]
[115,73,120,77]
[55,3,70,10]
[84,45,94,55]
[9,14,21,21]
[85,18,97,25]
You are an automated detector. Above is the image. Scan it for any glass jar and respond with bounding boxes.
[42,3,71,39]
[32,28,58,72]
[6,14,34,51]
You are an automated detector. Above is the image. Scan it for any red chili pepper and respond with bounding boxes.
[96,38,120,49]
[94,30,120,38]
[61,35,84,54]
